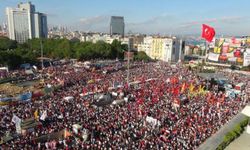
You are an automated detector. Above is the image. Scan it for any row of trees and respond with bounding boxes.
[0,36,151,69]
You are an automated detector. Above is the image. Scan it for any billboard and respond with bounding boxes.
[243,50,250,66]
[209,37,247,65]
[124,52,134,60]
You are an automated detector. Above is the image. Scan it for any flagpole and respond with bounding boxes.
[127,44,130,87]
[40,39,44,70]
[204,40,208,64]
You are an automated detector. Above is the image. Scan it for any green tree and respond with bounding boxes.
[76,42,95,60]
[134,51,151,61]
[52,39,71,58]
[0,37,17,50]
[111,39,124,59]
[0,51,23,69]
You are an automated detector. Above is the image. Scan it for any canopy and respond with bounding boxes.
[64,96,74,101]
[73,124,82,129]
[0,67,8,72]
[197,73,227,81]
[241,105,250,117]
[37,57,51,60]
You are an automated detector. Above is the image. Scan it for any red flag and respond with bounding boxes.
[173,87,180,96]
[170,77,179,85]
[202,24,215,42]
[220,94,225,103]
[152,97,158,104]
[232,37,236,44]
[137,98,144,105]
[173,98,180,106]
[82,87,87,94]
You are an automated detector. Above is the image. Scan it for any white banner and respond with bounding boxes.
[16,122,22,134]
[40,110,47,121]
[12,114,22,134]
[12,114,21,124]
[225,52,234,58]
[243,52,250,66]
[228,57,237,62]
[208,53,220,62]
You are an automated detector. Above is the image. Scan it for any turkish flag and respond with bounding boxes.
[202,24,215,42]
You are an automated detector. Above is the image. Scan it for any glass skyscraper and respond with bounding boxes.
[110,16,125,37]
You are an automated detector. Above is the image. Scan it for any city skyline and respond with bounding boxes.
[0,0,250,36]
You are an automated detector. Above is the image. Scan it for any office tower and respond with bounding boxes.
[34,13,48,38]
[110,16,124,37]
[6,2,47,43]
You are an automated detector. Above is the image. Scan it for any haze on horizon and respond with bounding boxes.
[0,0,250,36]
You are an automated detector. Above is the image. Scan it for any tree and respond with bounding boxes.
[94,41,112,59]
[134,51,151,62]
[0,37,135,69]
[121,44,128,51]
[111,39,124,59]
[0,51,23,69]
[0,37,17,50]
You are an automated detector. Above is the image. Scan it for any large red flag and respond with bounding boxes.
[202,24,215,42]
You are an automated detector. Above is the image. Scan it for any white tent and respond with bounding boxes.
[241,106,250,116]
[146,116,161,128]
[72,124,82,134]
[0,67,9,72]
[64,96,74,101]
[241,105,250,134]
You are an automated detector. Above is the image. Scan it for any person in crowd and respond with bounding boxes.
[0,61,249,149]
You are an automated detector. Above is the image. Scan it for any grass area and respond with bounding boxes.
[216,117,249,150]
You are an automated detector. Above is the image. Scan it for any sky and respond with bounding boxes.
[0,0,250,36]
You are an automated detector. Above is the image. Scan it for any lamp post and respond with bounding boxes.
[127,44,130,87]
[40,39,44,70]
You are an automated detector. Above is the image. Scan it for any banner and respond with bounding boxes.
[18,92,32,101]
[15,123,22,134]
[225,52,234,58]
[44,85,53,94]
[0,97,13,103]
[12,114,21,124]
[12,114,22,134]
[146,116,160,127]
[208,53,220,61]
[243,52,250,66]
[228,57,237,62]
[40,110,47,121]
[34,129,71,143]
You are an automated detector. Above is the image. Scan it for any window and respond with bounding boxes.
[172,48,175,55]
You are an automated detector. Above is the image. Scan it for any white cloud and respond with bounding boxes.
[179,16,246,28]
[79,15,109,25]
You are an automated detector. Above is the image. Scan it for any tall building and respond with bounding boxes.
[138,36,185,62]
[110,16,125,37]
[34,13,48,38]
[6,2,47,43]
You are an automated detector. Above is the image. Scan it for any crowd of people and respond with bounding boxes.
[0,60,249,149]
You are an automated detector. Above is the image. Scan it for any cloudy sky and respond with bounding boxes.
[0,0,250,35]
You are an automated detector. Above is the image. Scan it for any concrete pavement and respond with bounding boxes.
[197,113,246,150]
[225,130,250,150]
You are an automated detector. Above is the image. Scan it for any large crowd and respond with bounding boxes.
[0,61,249,149]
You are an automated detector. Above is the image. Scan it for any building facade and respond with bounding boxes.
[110,16,125,37]
[138,36,152,56]
[138,36,185,62]
[6,2,47,43]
